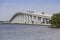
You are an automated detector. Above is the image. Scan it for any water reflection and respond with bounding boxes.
[0,24,60,40]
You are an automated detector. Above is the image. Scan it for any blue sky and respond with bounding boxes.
[0,0,60,21]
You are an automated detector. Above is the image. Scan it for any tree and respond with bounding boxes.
[50,13,60,28]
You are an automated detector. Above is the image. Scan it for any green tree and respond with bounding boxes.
[50,13,60,28]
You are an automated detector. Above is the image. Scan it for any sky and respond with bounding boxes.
[0,0,60,21]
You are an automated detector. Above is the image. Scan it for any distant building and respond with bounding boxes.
[0,21,11,24]
[0,21,5,23]
[10,11,51,24]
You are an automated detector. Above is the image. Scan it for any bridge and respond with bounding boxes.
[10,11,51,25]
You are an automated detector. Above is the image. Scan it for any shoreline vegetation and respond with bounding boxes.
[49,13,60,28]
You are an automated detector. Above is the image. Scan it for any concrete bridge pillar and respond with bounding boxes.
[40,17,43,24]
[42,18,46,24]
[42,18,50,24]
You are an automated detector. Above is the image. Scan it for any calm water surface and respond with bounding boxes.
[0,24,60,40]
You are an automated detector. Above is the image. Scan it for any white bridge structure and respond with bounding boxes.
[10,11,51,25]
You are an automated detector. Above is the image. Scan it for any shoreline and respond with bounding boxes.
[0,23,51,26]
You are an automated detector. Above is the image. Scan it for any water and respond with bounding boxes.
[0,24,60,40]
